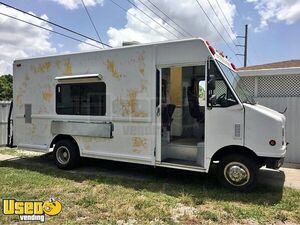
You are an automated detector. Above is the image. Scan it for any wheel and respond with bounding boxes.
[53,139,80,170]
[217,154,259,191]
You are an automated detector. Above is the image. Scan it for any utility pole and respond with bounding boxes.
[236,24,248,67]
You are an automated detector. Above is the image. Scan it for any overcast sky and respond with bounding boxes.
[0,0,300,74]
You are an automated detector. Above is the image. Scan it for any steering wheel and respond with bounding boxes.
[216,93,226,105]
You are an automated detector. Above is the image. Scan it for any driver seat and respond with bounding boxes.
[162,104,176,131]
[187,86,204,122]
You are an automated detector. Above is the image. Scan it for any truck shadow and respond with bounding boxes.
[0,153,285,205]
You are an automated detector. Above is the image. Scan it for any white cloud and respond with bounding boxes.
[51,0,104,10]
[106,0,237,47]
[0,5,56,74]
[247,0,300,32]
[78,39,104,51]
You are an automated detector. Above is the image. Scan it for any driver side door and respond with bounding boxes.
[205,60,244,168]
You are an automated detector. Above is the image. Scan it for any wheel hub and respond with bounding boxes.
[56,146,70,165]
[228,165,247,182]
[224,162,250,186]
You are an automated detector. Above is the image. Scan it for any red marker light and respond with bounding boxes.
[231,63,236,70]
[208,45,216,55]
[16,64,21,67]
[205,40,216,55]
[269,140,276,146]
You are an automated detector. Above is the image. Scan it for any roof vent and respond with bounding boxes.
[122,41,140,46]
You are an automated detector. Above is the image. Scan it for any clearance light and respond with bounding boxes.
[231,63,236,70]
[220,52,225,57]
[205,40,216,55]
[208,45,216,55]
[269,140,276,146]
[16,64,21,67]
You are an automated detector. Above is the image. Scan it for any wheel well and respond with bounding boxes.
[211,145,263,164]
[50,134,79,151]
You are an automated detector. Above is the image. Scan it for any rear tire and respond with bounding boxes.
[53,139,80,170]
[217,154,258,191]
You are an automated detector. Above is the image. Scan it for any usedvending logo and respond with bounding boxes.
[2,198,62,222]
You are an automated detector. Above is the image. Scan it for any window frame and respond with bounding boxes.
[55,81,106,116]
[206,59,240,108]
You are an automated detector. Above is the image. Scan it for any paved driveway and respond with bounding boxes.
[259,166,300,189]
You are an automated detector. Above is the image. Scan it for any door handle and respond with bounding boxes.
[156,107,160,116]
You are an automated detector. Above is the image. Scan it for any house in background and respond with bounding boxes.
[239,60,300,164]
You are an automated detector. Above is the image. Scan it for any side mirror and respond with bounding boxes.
[208,75,215,91]
[209,94,217,106]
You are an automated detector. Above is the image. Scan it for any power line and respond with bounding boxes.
[135,0,188,38]
[194,0,242,65]
[0,1,111,48]
[215,0,256,65]
[81,0,105,48]
[204,0,240,52]
[145,0,194,37]
[124,0,180,39]
[213,0,245,52]
[108,0,170,40]
[214,0,236,36]
[0,12,102,49]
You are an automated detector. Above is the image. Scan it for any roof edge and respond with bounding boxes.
[238,66,300,77]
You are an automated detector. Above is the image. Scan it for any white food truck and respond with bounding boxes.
[11,38,286,190]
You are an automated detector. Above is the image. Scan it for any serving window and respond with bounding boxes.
[56,82,106,116]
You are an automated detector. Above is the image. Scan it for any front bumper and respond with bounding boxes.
[266,157,285,169]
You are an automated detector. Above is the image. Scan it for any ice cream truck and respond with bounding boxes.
[11,38,286,190]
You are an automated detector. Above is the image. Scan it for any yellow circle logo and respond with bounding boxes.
[42,200,62,216]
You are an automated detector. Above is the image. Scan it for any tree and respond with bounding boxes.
[198,85,205,100]
[0,75,13,100]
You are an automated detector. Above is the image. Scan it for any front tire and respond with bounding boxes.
[54,139,80,170]
[217,154,258,191]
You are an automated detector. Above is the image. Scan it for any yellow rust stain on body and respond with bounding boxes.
[31,61,51,74]
[42,90,53,102]
[16,94,22,107]
[132,137,147,148]
[42,84,53,102]
[17,73,31,107]
[105,59,123,79]
[138,52,145,76]
[132,137,147,153]
[116,89,148,117]
[64,59,72,75]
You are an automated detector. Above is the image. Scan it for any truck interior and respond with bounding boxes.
[160,65,206,167]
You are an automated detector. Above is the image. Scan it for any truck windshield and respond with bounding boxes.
[217,61,256,105]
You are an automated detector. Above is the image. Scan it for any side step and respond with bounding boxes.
[156,160,207,172]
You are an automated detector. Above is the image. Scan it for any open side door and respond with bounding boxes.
[155,68,162,162]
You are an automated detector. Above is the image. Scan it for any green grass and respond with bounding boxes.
[0,149,300,224]
[0,147,42,157]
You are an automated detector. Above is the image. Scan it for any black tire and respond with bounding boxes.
[217,154,259,191]
[53,139,80,170]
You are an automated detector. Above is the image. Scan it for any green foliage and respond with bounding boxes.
[198,85,205,99]
[0,74,13,100]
